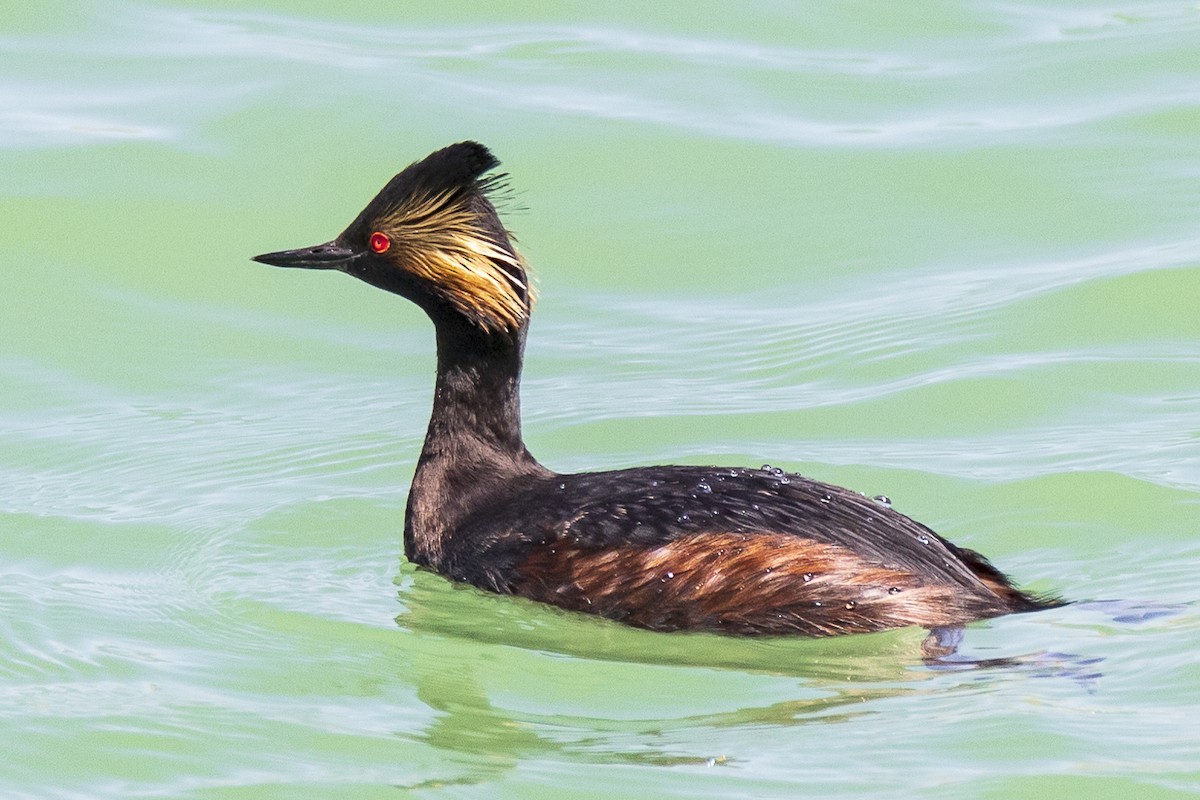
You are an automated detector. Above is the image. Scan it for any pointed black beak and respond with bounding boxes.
[252,240,358,270]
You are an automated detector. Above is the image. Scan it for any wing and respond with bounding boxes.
[444,465,1042,635]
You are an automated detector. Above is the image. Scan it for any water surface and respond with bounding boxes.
[3,1,1199,797]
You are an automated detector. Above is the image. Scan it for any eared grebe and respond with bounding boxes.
[253,141,1059,637]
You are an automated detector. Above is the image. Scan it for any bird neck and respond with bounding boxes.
[428,318,528,454]
[404,316,548,566]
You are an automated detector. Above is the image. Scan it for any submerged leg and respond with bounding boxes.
[920,625,965,660]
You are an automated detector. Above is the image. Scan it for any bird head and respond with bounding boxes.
[254,141,531,334]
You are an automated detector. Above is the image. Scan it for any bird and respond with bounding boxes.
[253,141,1060,638]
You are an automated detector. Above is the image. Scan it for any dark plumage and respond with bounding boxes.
[254,141,1061,637]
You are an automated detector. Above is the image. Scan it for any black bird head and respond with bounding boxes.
[254,141,532,334]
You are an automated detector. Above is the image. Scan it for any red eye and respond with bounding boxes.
[369,232,390,253]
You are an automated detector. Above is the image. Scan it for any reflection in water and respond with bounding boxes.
[390,565,1116,785]
[397,631,919,786]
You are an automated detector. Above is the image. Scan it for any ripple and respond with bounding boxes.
[6,4,1199,154]
[3,4,1199,797]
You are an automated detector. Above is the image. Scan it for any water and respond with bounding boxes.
[3,1,1199,796]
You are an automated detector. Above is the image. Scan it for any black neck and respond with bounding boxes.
[428,317,527,454]
[404,314,548,566]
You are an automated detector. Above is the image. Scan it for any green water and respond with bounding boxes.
[3,1,1199,796]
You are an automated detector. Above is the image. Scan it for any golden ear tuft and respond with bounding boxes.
[382,188,532,333]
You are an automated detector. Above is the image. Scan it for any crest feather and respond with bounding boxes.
[364,147,532,332]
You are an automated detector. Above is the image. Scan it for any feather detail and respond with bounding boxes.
[378,186,532,332]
